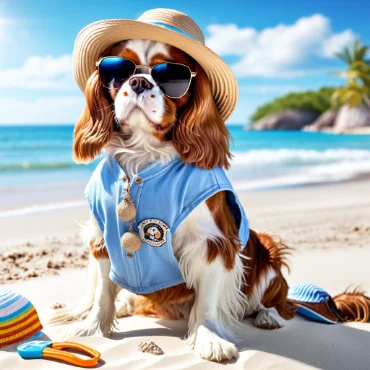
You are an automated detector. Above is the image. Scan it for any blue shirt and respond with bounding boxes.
[85,155,249,294]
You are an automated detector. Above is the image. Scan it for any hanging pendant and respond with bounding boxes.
[118,177,141,253]
[121,231,142,252]
[117,194,137,222]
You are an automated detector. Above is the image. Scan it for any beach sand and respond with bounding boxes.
[1,180,370,369]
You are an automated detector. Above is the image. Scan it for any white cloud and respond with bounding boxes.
[206,24,256,56]
[0,96,84,124]
[0,54,75,89]
[321,30,356,58]
[206,14,356,78]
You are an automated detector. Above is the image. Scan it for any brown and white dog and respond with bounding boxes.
[50,40,370,362]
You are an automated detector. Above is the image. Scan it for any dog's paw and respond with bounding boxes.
[254,307,286,330]
[188,325,239,362]
[115,292,136,318]
[57,314,115,340]
[57,322,98,341]
[58,322,113,340]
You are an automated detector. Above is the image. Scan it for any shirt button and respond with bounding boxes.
[135,177,143,184]
[126,253,133,258]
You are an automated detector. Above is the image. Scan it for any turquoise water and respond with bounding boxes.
[1,125,370,190]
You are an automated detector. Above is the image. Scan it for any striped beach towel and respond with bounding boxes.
[0,288,43,348]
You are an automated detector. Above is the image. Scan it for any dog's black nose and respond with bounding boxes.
[129,76,153,94]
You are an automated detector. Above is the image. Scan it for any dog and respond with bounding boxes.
[49,39,298,361]
[50,28,370,363]
[146,226,161,241]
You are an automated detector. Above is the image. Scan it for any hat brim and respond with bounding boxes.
[73,19,238,122]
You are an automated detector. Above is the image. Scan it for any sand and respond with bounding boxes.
[1,180,370,369]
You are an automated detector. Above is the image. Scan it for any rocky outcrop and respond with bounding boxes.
[303,109,338,132]
[247,104,370,133]
[335,103,370,130]
[247,110,319,131]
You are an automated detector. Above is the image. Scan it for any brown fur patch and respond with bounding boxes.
[257,233,291,272]
[241,230,296,320]
[73,70,114,163]
[150,53,169,67]
[262,277,297,320]
[134,283,194,319]
[172,61,232,169]
[205,191,241,270]
[333,288,370,322]
[89,239,109,260]
[119,48,141,64]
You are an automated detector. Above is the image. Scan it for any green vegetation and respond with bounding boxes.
[251,87,336,123]
[332,40,370,108]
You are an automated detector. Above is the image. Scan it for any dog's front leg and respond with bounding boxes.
[174,202,243,362]
[186,255,240,362]
[61,257,118,338]
[60,217,119,339]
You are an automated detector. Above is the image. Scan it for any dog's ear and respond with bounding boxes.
[73,70,114,163]
[172,63,232,169]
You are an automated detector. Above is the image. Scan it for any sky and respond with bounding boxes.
[0,0,369,124]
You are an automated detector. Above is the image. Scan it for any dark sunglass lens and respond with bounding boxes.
[152,63,191,97]
[99,58,135,88]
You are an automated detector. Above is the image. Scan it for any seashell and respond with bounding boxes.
[117,199,136,221]
[121,231,142,252]
[138,340,164,355]
[50,301,66,310]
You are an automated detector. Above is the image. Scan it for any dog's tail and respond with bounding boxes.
[47,255,98,325]
[333,288,370,323]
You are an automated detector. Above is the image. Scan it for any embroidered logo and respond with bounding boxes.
[138,219,170,247]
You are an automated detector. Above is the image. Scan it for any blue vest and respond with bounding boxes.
[85,155,249,294]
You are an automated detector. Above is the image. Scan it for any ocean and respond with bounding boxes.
[1,125,370,193]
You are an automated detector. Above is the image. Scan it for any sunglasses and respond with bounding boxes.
[96,57,197,98]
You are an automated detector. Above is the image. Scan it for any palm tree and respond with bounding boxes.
[333,40,370,109]
[335,39,370,65]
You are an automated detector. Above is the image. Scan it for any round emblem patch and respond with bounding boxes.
[138,219,170,247]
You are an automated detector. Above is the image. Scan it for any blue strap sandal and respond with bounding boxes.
[288,283,345,324]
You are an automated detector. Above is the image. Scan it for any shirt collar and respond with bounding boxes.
[106,154,181,181]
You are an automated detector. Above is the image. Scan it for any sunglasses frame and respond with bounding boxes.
[96,57,197,99]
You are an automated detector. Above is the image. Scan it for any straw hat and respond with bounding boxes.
[73,8,238,122]
[0,289,43,348]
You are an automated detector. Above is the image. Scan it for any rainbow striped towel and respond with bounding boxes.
[0,288,43,348]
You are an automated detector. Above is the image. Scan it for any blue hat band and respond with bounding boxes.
[144,21,198,41]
